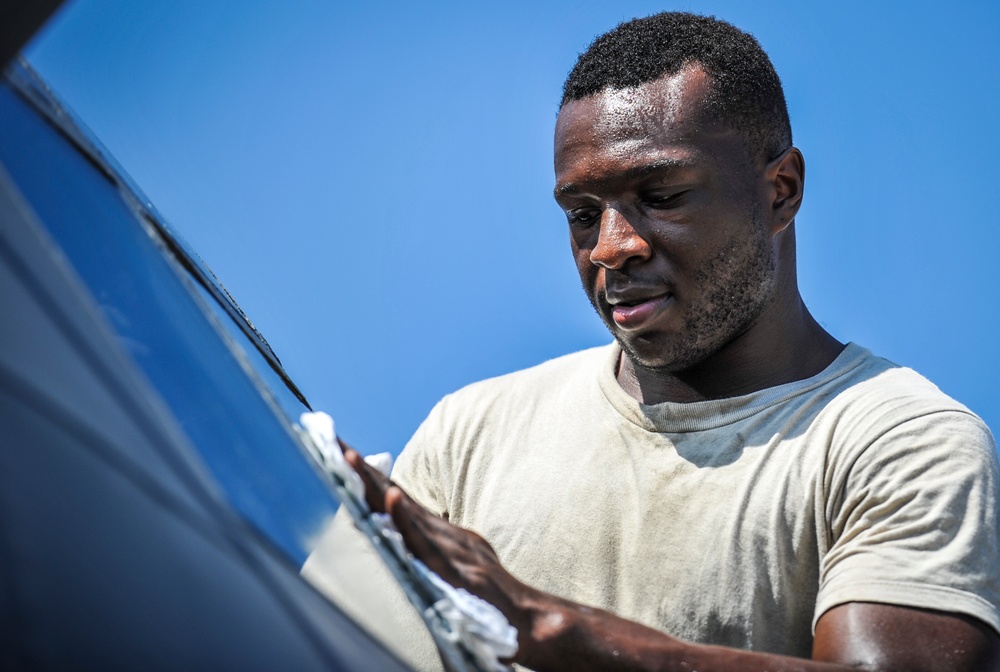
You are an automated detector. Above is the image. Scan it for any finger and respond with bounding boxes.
[386,486,483,580]
[385,486,430,550]
[385,487,445,554]
[343,447,390,513]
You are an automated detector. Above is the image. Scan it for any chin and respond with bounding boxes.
[615,331,718,373]
[617,335,683,371]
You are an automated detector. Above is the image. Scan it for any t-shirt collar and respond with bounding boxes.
[597,342,871,432]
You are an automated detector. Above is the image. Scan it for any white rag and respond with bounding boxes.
[298,412,518,671]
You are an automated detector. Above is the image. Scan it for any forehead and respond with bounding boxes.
[554,66,743,184]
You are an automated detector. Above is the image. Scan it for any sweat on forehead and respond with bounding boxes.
[586,66,712,139]
[553,66,746,181]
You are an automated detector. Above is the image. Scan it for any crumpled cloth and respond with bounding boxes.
[414,559,519,670]
[298,411,365,506]
[299,411,518,671]
[363,451,394,477]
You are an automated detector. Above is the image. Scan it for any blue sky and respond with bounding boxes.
[26,0,1000,455]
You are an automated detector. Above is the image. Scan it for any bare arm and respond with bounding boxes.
[343,448,1000,672]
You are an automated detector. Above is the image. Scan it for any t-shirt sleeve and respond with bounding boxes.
[816,409,1000,634]
[392,397,452,518]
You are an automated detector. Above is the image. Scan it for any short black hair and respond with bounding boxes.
[561,12,792,163]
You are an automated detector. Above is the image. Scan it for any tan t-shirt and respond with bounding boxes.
[304,343,1000,667]
[397,343,999,653]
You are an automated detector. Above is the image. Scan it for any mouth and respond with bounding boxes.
[609,293,672,330]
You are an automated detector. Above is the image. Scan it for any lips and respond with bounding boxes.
[609,292,672,330]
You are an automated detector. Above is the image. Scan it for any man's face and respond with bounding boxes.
[554,66,779,372]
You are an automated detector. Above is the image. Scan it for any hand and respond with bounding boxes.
[342,446,541,662]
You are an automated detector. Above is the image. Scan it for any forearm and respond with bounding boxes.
[516,592,852,672]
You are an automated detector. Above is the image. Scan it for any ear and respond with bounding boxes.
[765,147,805,235]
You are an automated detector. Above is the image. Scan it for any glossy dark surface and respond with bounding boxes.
[0,61,413,669]
[0,68,336,564]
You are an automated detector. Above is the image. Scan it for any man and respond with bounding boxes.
[313,12,1000,671]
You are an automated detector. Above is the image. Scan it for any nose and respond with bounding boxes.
[589,208,651,269]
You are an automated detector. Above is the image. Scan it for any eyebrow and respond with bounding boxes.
[554,158,696,197]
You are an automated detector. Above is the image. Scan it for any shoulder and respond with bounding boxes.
[393,344,615,509]
[819,345,992,449]
[813,352,1000,634]
[428,343,614,423]
[817,347,997,526]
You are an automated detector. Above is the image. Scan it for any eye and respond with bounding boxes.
[643,190,689,210]
[566,207,602,228]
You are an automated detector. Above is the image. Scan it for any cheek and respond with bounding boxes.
[656,207,751,267]
[571,247,602,294]
[570,235,591,269]
[575,259,599,291]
